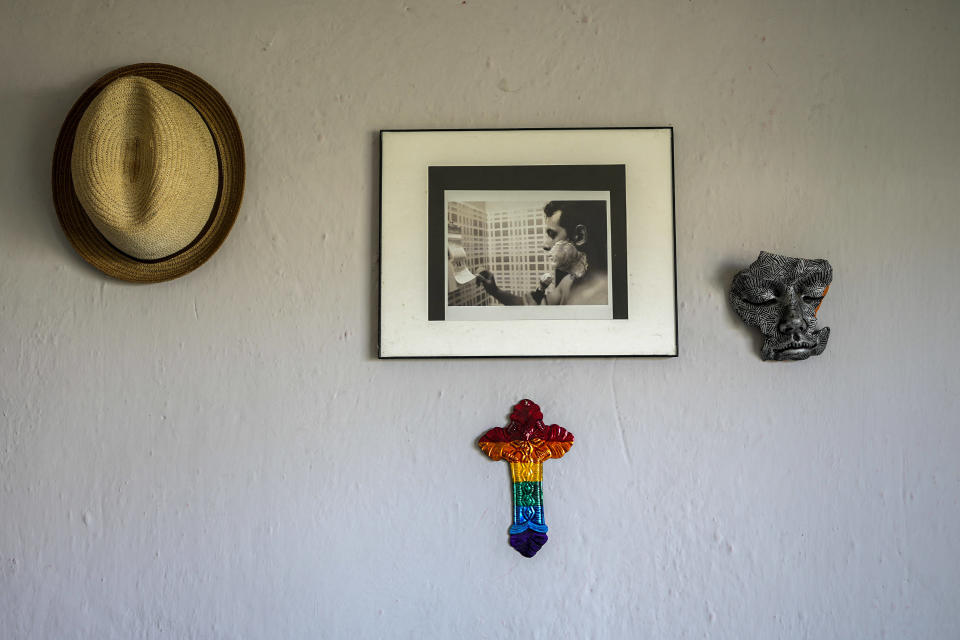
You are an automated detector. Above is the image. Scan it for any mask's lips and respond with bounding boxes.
[774,341,815,353]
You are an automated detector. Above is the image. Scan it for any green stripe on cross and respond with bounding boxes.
[512,481,543,507]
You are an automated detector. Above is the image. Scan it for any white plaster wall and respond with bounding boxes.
[2,1,959,638]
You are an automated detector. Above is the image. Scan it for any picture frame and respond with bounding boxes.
[379,128,677,358]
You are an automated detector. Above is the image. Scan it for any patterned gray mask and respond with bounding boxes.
[729,252,833,361]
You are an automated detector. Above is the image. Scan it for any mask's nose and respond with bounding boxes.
[778,304,807,335]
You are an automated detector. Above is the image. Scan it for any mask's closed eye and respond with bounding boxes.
[739,288,778,306]
[742,296,777,306]
[732,275,779,307]
[800,287,827,305]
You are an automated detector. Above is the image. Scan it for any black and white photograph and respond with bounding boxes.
[444,192,615,321]
[380,128,676,357]
[426,164,630,323]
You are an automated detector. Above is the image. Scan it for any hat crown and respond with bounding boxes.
[71,76,219,260]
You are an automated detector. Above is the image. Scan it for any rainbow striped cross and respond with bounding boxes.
[478,399,574,558]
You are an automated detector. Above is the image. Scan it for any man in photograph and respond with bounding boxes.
[476,200,608,306]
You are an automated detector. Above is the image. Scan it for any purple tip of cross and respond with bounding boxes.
[509,530,549,558]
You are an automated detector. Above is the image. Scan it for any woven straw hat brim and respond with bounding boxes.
[53,63,245,283]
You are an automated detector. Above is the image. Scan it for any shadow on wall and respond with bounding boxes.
[0,69,116,278]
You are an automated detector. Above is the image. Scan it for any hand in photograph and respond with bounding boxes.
[475,269,497,293]
[476,269,525,306]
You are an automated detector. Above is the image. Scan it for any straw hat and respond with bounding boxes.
[52,63,244,282]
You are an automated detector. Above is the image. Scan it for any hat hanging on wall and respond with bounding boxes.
[52,63,245,282]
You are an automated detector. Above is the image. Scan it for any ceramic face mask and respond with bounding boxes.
[729,251,833,361]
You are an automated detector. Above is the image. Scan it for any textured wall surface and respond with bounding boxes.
[2,1,959,638]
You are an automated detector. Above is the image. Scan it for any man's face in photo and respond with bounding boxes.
[542,210,568,251]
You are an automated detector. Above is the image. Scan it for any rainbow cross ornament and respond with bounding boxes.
[478,399,574,558]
